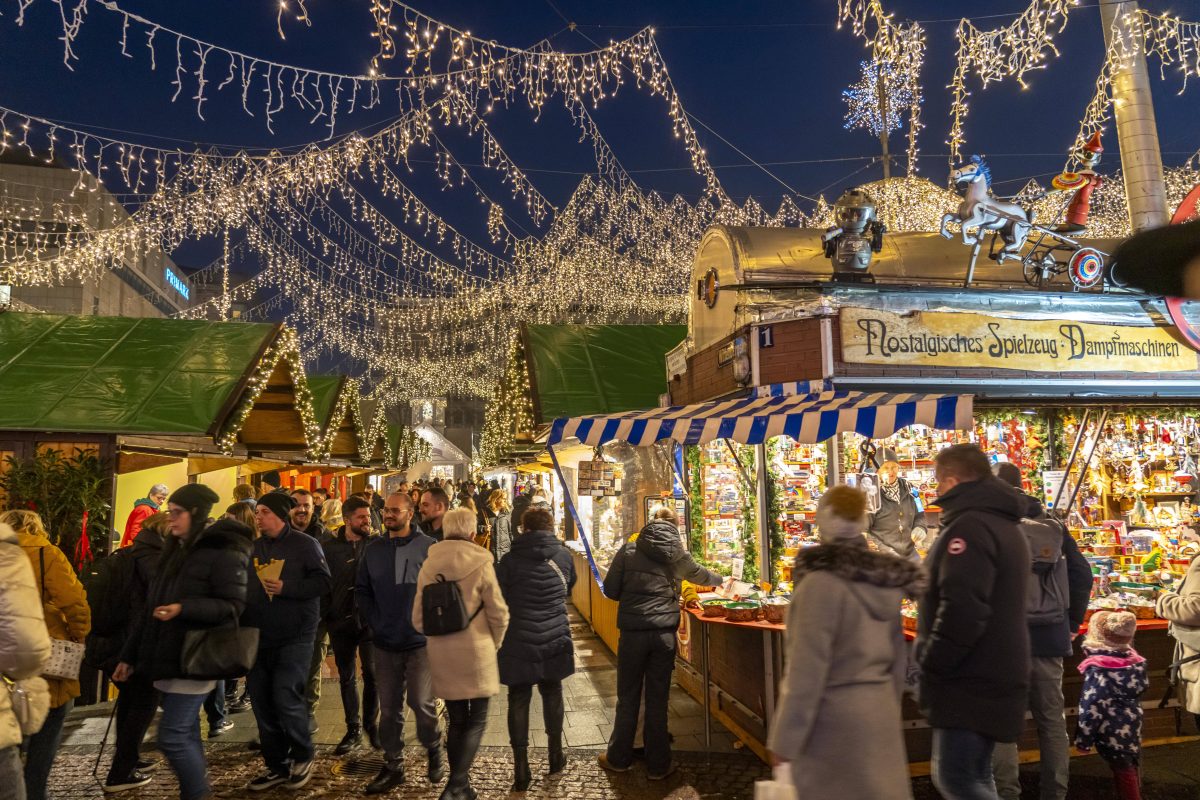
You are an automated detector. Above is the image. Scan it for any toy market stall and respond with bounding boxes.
[546,380,974,761]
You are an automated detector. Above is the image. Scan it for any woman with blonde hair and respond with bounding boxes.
[413,508,509,800]
[0,510,90,800]
[487,490,513,562]
[320,498,344,533]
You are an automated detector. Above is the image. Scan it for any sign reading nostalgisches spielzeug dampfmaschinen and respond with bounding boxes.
[840,308,1197,373]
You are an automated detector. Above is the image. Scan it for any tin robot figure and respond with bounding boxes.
[822,188,886,277]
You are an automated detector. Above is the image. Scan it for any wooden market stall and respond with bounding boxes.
[650,224,1200,762]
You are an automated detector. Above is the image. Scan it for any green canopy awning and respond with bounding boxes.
[523,324,687,423]
[0,312,277,435]
[306,375,346,430]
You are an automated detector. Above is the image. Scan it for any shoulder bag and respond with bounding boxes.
[38,549,86,681]
[181,613,260,680]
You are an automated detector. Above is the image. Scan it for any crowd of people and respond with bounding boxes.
[0,473,571,800]
[7,450,1200,800]
[764,443,1200,800]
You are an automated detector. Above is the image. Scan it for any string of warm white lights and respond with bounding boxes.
[835,0,925,174]
[947,0,1077,165]
[17,0,673,139]
[1067,7,1200,171]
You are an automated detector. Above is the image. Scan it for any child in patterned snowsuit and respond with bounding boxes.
[1075,610,1149,800]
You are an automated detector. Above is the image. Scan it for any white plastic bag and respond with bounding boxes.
[754,765,798,800]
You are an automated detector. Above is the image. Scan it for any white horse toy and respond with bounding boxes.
[939,155,1032,259]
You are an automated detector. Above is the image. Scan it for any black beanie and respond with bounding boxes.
[257,491,296,524]
[168,483,221,521]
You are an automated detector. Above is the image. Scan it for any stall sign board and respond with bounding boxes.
[840,308,1197,373]
[1042,470,1067,509]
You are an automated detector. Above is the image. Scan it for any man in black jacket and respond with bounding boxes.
[325,496,378,755]
[242,492,331,792]
[103,512,169,792]
[917,445,1030,800]
[600,508,722,781]
[291,488,332,729]
[990,463,1093,800]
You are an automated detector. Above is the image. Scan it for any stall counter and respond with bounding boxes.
[679,606,1185,764]
[568,547,621,655]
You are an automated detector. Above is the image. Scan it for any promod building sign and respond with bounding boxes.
[840,308,1197,373]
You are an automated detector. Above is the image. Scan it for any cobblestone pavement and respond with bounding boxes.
[49,742,768,800]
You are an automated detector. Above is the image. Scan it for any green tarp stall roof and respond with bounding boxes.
[0,312,278,435]
[523,324,688,424]
[306,375,348,430]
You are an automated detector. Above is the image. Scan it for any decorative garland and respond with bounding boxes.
[736,443,760,584]
[974,408,1049,496]
[685,445,704,559]
[764,438,787,587]
[215,326,323,458]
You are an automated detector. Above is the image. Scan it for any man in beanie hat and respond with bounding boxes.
[768,486,923,799]
[1076,610,1148,799]
[242,490,331,791]
[991,462,1093,800]
[260,470,288,496]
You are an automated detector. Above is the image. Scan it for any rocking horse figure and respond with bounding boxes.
[939,155,1032,260]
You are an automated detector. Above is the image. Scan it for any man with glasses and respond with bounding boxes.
[355,493,443,793]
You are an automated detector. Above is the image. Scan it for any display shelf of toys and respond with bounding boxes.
[1056,414,1200,586]
[700,440,746,573]
[769,437,828,586]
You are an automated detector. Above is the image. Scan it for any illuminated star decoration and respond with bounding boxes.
[842,60,917,139]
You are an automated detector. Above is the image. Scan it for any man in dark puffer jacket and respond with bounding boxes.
[917,444,1030,800]
[600,508,721,780]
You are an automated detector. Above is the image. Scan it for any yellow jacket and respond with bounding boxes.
[19,531,91,708]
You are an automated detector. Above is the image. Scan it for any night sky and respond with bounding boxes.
[3,0,1198,338]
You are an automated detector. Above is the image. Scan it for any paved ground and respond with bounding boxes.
[47,612,1200,798]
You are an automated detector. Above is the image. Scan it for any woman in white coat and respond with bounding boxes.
[767,486,925,800]
[413,508,509,800]
[1157,554,1200,727]
[0,521,52,800]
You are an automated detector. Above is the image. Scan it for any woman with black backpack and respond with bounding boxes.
[114,484,253,800]
[413,508,509,800]
[496,507,576,791]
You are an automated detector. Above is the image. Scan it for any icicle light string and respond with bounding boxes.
[1066,8,1200,171]
[947,0,1078,165]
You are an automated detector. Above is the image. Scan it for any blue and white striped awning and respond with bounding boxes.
[547,383,973,447]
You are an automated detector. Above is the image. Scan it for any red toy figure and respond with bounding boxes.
[1052,132,1104,234]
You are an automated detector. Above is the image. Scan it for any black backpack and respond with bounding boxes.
[422,573,481,636]
[82,546,138,637]
[1020,516,1070,626]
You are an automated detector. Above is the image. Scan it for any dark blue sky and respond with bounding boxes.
[4,0,1197,208]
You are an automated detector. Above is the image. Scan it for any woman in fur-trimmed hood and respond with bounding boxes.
[766,486,925,800]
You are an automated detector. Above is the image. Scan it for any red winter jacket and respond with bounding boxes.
[120,499,160,548]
